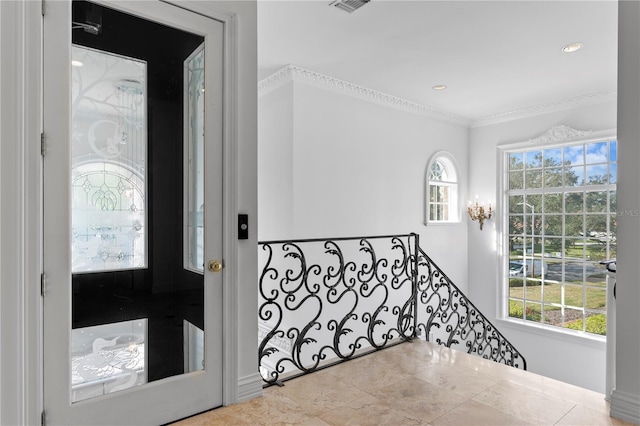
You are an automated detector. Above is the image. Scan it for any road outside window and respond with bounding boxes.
[504,139,616,336]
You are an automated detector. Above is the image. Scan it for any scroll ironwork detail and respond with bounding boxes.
[414,247,527,370]
[258,233,526,386]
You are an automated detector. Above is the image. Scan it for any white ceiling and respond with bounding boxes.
[257,0,618,124]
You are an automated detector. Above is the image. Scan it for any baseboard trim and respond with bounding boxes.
[610,389,640,424]
[237,373,263,403]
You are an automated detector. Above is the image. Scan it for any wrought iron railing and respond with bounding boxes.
[258,233,525,386]
[415,247,527,370]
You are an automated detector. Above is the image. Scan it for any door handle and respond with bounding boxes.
[208,260,224,273]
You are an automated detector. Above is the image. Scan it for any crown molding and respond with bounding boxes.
[258,65,616,129]
[258,65,471,127]
[471,90,617,128]
[258,65,295,96]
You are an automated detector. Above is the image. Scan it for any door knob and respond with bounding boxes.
[208,260,224,272]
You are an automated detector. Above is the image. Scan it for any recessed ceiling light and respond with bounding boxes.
[71,60,83,67]
[432,84,447,91]
[562,42,583,53]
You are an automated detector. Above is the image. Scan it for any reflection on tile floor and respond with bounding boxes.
[173,340,634,426]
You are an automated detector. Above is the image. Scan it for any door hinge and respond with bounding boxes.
[40,133,46,157]
[41,410,46,426]
[41,273,47,297]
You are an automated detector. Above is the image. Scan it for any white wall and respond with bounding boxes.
[468,99,617,393]
[258,82,294,240]
[258,78,470,290]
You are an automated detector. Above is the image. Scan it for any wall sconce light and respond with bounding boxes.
[467,198,493,230]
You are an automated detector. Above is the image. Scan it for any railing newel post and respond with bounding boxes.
[411,233,419,340]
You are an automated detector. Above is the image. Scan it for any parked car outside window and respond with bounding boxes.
[509,260,547,278]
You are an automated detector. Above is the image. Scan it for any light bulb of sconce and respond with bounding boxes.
[562,42,583,53]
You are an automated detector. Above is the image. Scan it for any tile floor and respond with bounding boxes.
[173,340,635,426]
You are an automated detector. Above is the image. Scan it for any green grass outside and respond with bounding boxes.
[509,281,607,310]
[509,282,608,335]
[507,241,611,335]
[510,243,615,264]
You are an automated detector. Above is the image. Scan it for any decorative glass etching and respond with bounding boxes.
[71,46,147,273]
[71,319,147,402]
[72,162,146,271]
[429,160,448,181]
[185,45,205,273]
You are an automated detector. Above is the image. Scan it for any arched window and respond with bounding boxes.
[426,153,459,223]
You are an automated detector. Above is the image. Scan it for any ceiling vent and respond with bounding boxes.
[329,0,370,13]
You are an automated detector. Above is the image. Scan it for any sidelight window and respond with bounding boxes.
[184,45,205,273]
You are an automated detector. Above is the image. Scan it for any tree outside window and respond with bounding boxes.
[505,140,616,336]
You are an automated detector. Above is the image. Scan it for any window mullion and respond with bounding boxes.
[504,139,616,336]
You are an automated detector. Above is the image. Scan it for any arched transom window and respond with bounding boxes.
[427,154,459,223]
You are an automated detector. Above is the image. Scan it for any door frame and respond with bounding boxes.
[0,0,243,424]
[0,2,43,425]
[176,0,242,406]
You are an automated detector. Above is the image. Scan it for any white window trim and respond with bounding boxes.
[495,317,606,348]
[496,127,617,340]
[424,151,461,225]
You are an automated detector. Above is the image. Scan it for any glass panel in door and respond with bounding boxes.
[69,0,205,399]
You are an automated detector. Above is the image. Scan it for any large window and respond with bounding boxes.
[504,139,616,336]
[426,154,459,223]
